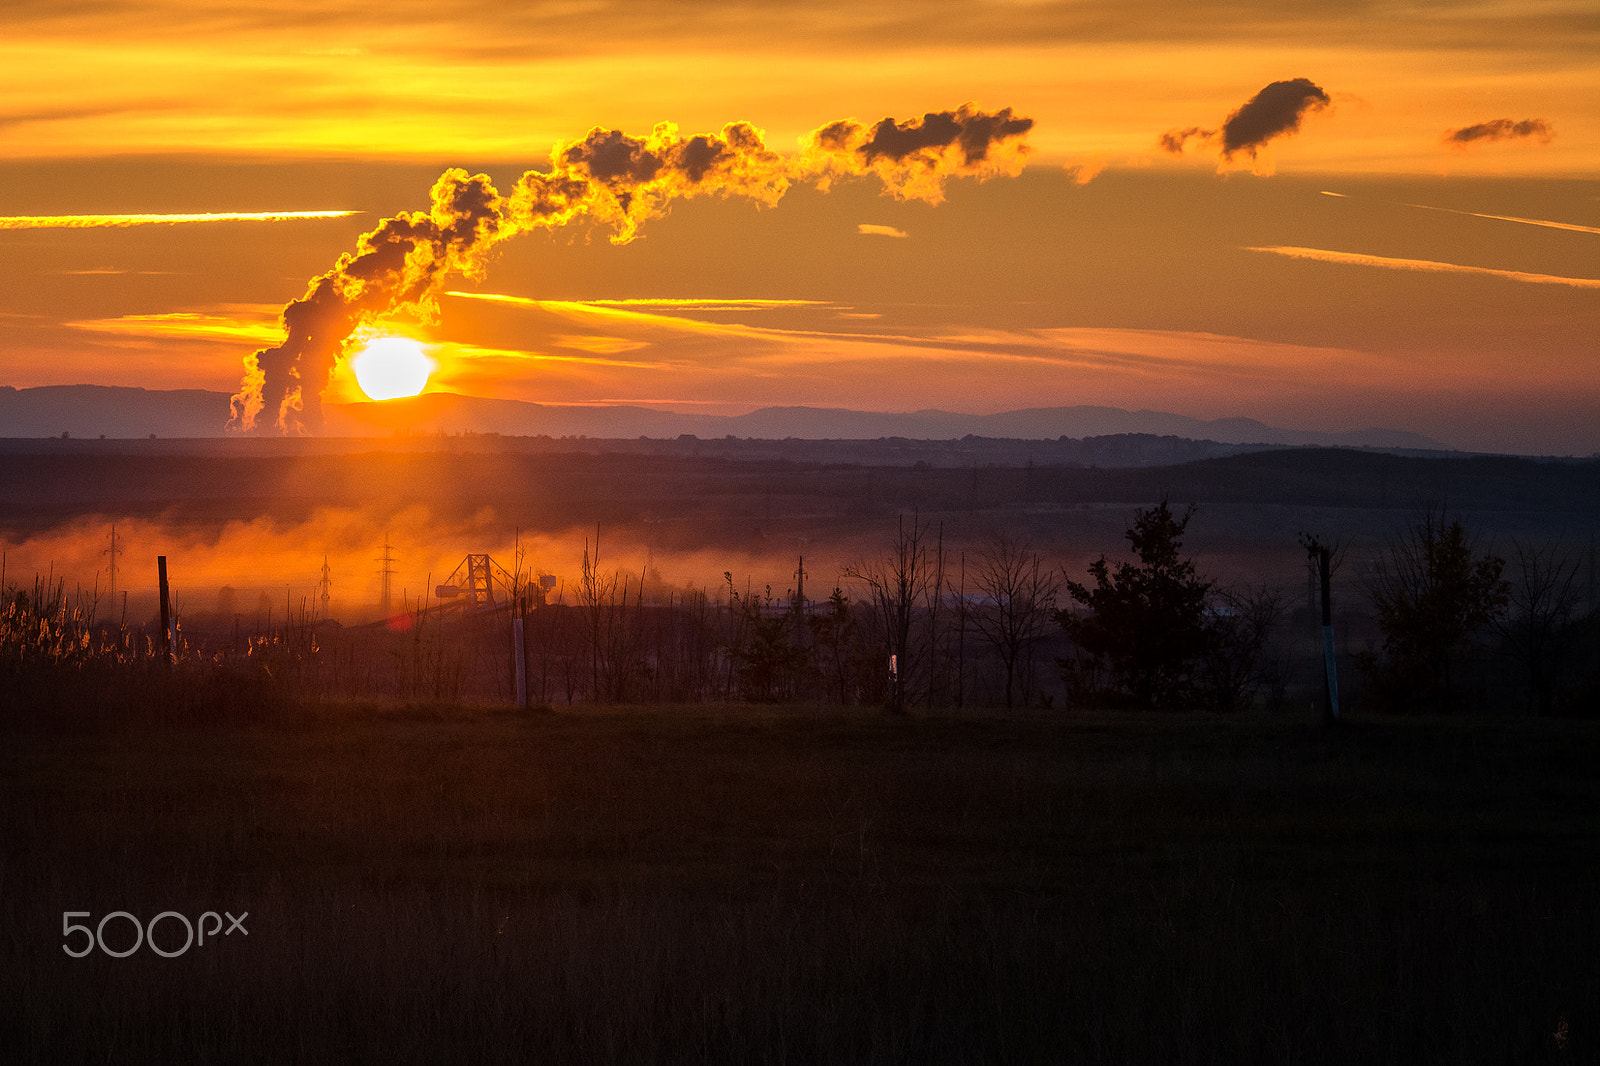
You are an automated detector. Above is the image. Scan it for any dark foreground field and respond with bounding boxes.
[4,707,1597,1064]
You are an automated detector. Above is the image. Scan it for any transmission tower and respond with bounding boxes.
[378,534,396,616]
[318,554,333,620]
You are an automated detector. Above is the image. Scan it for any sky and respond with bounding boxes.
[2,0,1597,454]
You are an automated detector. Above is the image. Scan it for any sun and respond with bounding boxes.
[350,336,434,400]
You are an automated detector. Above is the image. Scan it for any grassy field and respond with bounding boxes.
[3,704,1597,1063]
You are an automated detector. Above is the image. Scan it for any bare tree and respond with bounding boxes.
[577,526,648,702]
[1198,583,1283,712]
[968,535,1059,708]
[842,513,942,713]
[1496,540,1581,715]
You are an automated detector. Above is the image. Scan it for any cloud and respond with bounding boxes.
[576,298,828,310]
[1444,118,1554,147]
[1064,159,1104,185]
[66,305,287,345]
[448,343,669,370]
[551,335,652,357]
[1161,78,1330,165]
[0,210,356,229]
[1219,78,1330,161]
[857,224,908,238]
[1159,127,1211,155]
[803,104,1033,203]
[53,268,177,276]
[1246,245,1600,289]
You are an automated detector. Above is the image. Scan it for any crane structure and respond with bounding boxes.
[435,554,522,613]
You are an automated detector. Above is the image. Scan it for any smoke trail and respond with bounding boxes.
[803,105,1034,203]
[231,106,1032,434]
[231,170,509,432]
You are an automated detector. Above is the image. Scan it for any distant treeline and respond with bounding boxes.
[7,498,1599,722]
[2,446,1597,534]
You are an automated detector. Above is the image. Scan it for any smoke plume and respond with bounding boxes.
[231,106,1033,434]
[1160,78,1330,164]
[1444,118,1554,147]
[804,105,1033,203]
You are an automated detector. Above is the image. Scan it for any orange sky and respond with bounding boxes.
[2,0,1597,453]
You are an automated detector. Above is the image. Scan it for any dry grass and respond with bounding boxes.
[3,705,1598,1062]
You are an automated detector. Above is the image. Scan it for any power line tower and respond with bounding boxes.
[378,534,396,617]
[792,553,808,644]
[318,554,332,620]
[101,524,122,622]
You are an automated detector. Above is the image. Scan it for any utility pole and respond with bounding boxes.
[792,554,807,642]
[102,524,122,622]
[1302,535,1339,723]
[1318,545,1338,722]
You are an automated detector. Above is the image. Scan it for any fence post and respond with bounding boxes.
[157,556,172,670]
[1319,547,1339,722]
[513,617,527,709]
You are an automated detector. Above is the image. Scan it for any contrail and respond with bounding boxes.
[0,210,357,229]
[230,106,1034,434]
[1319,191,1600,236]
[447,292,828,310]
[1247,245,1600,288]
[1402,204,1600,237]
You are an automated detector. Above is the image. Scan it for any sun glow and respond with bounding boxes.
[350,336,434,400]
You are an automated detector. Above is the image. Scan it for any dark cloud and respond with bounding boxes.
[803,105,1034,202]
[1443,118,1555,147]
[1158,126,1212,154]
[1219,78,1330,160]
[1160,79,1330,164]
[839,106,1033,167]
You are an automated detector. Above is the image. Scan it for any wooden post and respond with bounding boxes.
[512,617,527,709]
[1319,547,1339,722]
[157,555,172,670]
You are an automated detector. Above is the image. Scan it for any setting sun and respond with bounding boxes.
[350,336,433,400]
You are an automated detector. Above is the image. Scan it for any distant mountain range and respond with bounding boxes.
[0,384,1448,451]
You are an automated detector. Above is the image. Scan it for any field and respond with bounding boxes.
[4,705,1597,1063]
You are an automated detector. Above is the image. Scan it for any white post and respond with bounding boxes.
[1322,625,1339,720]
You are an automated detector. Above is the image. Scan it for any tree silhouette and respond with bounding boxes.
[1496,541,1581,715]
[1058,499,1211,709]
[970,535,1059,708]
[842,514,944,713]
[1365,509,1509,713]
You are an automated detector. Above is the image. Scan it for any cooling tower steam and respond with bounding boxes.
[230,106,1034,435]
